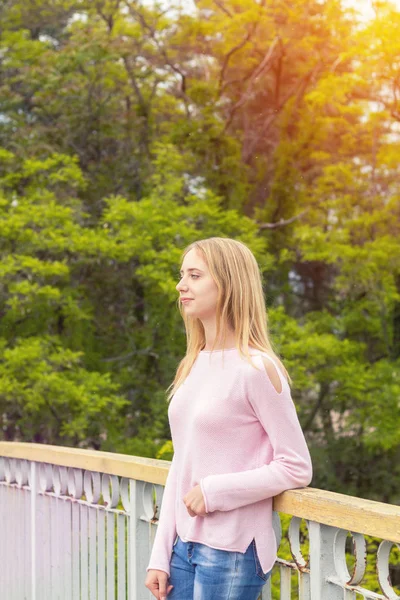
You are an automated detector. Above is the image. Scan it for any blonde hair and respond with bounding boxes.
[167,237,291,401]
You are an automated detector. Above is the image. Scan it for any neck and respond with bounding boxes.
[200,318,236,351]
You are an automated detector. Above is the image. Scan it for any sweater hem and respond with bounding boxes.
[177,534,248,554]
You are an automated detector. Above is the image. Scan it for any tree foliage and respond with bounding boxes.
[0,0,399,502]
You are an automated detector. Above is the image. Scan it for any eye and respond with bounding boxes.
[177,273,200,280]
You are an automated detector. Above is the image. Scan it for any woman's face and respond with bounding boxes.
[176,248,219,321]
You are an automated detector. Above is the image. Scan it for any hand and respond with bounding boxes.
[183,484,207,517]
[145,569,174,599]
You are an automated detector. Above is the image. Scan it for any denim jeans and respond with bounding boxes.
[167,535,271,600]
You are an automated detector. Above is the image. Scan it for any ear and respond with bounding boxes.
[261,356,283,394]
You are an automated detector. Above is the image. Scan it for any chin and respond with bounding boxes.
[185,307,200,319]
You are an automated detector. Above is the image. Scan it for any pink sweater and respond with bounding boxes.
[146,348,312,576]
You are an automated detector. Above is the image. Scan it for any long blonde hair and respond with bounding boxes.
[167,237,291,401]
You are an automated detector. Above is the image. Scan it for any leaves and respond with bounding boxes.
[0,0,399,502]
[0,336,126,445]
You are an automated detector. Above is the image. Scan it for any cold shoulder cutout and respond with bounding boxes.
[260,354,283,394]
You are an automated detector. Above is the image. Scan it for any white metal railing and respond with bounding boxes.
[0,443,399,600]
[0,444,167,600]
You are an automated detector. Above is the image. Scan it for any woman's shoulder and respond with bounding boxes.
[242,349,285,394]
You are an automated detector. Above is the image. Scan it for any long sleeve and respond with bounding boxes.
[200,356,312,513]
[146,455,177,576]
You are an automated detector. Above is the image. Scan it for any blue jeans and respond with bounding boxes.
[167,535,271,600]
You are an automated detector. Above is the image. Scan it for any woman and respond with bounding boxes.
[145,237,312,600]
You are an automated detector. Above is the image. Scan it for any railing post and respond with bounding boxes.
[309,522,342,600]
[126,477,154,600]
[136,479,156,600]
[30,461,37,600]
[128,478,137,600]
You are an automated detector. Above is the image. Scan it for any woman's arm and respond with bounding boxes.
[146,455,178,576]
[200,355,312,513]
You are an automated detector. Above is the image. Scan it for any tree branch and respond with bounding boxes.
[126,4,191,116]
[303,384,329,433]
[221,37,280,134]
[122,56,147,113]
[218,32,252,94]
[213,0,233,17]
[242,64,321,162]
[257,208,309,230]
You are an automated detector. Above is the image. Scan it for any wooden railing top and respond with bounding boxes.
[1,441,399,543]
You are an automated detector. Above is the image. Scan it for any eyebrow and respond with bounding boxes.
[179,267,204,275]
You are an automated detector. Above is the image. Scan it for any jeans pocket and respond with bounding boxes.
[252,540,271,582]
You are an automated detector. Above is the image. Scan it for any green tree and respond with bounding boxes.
[0,0,400,503]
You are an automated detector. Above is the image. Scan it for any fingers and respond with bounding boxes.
[159,580,174,600]
[145,570,173,600]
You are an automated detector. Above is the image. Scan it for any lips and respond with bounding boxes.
[180,298,193,303]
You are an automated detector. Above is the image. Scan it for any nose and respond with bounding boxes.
[176,278,188,292]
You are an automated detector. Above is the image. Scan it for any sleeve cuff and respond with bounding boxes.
[146,565,170,575]
[200,478,210,513]
[200,475,225,512]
